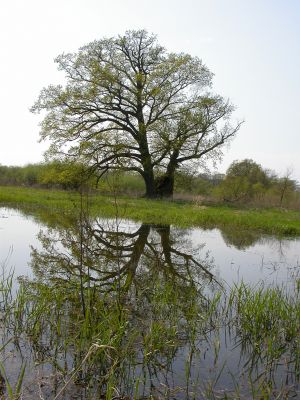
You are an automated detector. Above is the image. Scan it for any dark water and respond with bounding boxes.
[0,206,299,399]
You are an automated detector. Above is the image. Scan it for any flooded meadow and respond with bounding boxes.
[0,206,299,399]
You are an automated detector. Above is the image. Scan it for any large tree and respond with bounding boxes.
[32,30,241,198]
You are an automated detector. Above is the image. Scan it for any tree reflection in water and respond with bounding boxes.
[31,219,216,291]
[26,217,219,398]
[3,211,298,398]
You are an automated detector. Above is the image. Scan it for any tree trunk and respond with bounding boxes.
[141,170,174,198]
[152,158,177,198]
[154,173,174,198]
[141,147,177,198]
[139,132,157,198]
[144,171,156,198]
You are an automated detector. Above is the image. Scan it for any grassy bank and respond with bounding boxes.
[0,186,300,235]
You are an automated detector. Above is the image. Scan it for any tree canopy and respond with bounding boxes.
[32,30,241,198]
[217,159,271,203]
[226,159,269,186]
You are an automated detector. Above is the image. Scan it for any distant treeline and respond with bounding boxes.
[0,160,299,209]
[0,161,223,193]
[0,162,88,189]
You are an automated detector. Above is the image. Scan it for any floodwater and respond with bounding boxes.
[0,206,299,399]
[1,207,299,288]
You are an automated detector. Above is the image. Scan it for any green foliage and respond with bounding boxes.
[214,159,300,209]
[31,29,241,198]
[0,162,96,190]
[0,165,23,185]
[39,161,93,189]
[272,173,298,207]
[226,159,269,185]
[174,172,214,195]
[216,159,270,203]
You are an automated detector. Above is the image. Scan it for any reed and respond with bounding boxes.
[1,268,300,398]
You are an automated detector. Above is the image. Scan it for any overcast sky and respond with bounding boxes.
[1,0,299,179]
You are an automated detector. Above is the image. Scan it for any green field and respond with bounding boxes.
[0,186,300,235]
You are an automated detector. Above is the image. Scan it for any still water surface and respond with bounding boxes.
[1,207,299,287]
[0,206,299,399]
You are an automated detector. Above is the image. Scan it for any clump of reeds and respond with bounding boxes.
[224,280,300,397]
[227,281,300,359]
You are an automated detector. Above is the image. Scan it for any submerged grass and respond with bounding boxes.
[1,185,300,235]
[0,264,300,398]
[0,273,221,398]
[0,361,26,400]
[227,281,300,364]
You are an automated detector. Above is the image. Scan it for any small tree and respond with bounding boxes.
[226,159,269,186]
[275,168,297,207]
[217,159,269,202]
[32,30,241,198]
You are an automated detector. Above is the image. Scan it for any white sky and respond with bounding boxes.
[1,0,299,180]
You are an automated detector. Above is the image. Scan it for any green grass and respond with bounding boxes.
[0,185,300,235]
[228,282,300,355]
[1,262,300,398]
